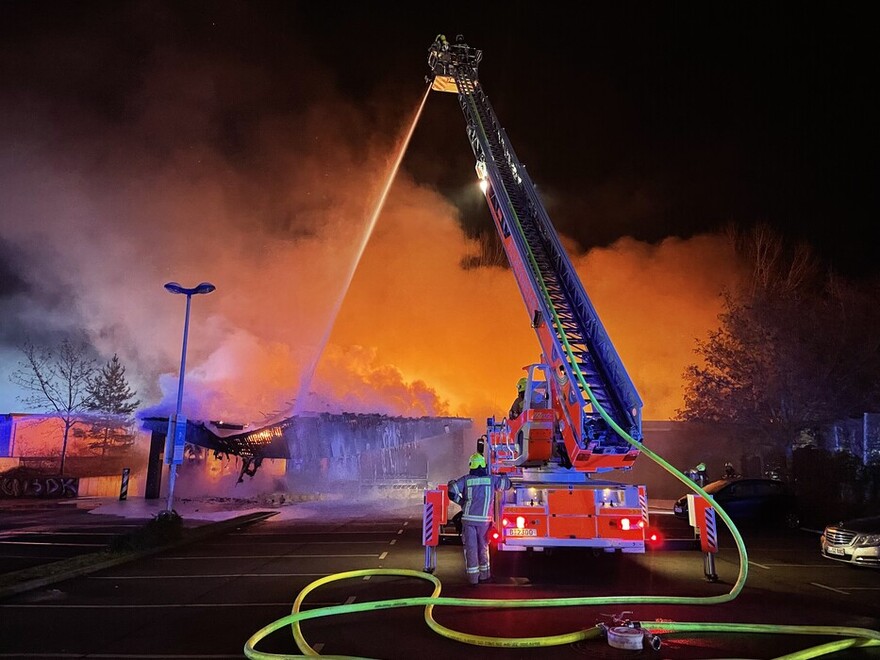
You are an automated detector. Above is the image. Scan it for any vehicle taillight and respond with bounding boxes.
[646,528,663,548]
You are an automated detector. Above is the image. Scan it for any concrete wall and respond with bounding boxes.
[2,411,789,505]
[0,475,79,498]
[146,415,473,501]
[78,473,143,498]
[0,458,20,472]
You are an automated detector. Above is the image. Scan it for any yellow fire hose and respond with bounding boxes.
[243,566,879,659]
[243,403,880,658]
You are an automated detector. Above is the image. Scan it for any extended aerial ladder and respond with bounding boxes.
[428,37,642,469]
[427,36,649,553]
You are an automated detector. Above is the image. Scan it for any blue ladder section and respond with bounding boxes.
[451,67,642,445]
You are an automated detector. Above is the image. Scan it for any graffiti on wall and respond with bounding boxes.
[0,477,79,499]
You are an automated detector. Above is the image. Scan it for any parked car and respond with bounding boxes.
[672,477,800,528]
[820,515,880,568]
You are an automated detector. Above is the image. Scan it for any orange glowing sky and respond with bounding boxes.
[132,128,746,425]
[0,84,748,424]
[321,172,745,422]
[0,24,749,426]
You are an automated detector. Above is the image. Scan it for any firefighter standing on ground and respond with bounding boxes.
[447,452,512,586]
[685,462,709,486]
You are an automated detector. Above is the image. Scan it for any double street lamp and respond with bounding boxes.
[164,281,215,513]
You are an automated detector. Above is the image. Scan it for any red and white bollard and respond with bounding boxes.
[687,493,719,582]
[119,467,131,501]
[422,487,447,573]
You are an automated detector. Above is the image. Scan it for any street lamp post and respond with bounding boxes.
[164,281,215,513]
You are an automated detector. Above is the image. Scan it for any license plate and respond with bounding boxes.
[506,528,537,537]
[827,546,846,556]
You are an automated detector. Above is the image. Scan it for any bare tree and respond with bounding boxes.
[9,338,96,475]
[679,226,880,465]
[727,222,824,299]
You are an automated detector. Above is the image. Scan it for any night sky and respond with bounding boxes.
[1,2,876,421]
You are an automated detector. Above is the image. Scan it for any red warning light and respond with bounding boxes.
[645,529,663,549]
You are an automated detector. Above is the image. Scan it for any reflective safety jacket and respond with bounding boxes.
[447,469,512,524]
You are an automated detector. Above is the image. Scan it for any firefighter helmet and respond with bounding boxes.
[516,377,528,393]
[469,452,486,470]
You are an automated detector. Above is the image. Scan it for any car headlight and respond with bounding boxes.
[855,533,880,546]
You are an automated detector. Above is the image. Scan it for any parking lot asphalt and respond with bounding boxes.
[0,496,280,599]
[0,495,683,601]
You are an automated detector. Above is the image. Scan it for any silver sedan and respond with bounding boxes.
[820,515,880,568]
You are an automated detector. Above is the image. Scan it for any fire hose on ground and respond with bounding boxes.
[242,567,880,659]
[243,395,880,659]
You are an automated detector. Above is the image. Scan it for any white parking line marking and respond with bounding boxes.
[344,596,356,605]
[0,541,105,547]
[0,531,123,536]
[760,563,835,568]
[811,582,849,594]
[0,654,242,658]
[157,554,377,560]
[748,561,770,569]
[201,541,390,547]
[397,529,403,535]
[232,530,400,536]
[89,573,334,579]
[378,552,388,560]
[0,602,337,609]
[389,539,397,545]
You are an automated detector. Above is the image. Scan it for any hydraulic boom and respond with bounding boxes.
[428,36,643,472]
[428,35,650,555]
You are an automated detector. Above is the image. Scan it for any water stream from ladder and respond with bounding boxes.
[290,83,433,417]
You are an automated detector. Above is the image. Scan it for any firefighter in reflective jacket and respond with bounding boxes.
[447,452,512,586]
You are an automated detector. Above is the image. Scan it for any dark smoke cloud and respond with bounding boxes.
[0,3,747,423]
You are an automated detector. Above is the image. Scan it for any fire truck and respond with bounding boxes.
[428,36,649,555]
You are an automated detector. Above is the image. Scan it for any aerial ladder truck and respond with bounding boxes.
[428,36,649,555]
